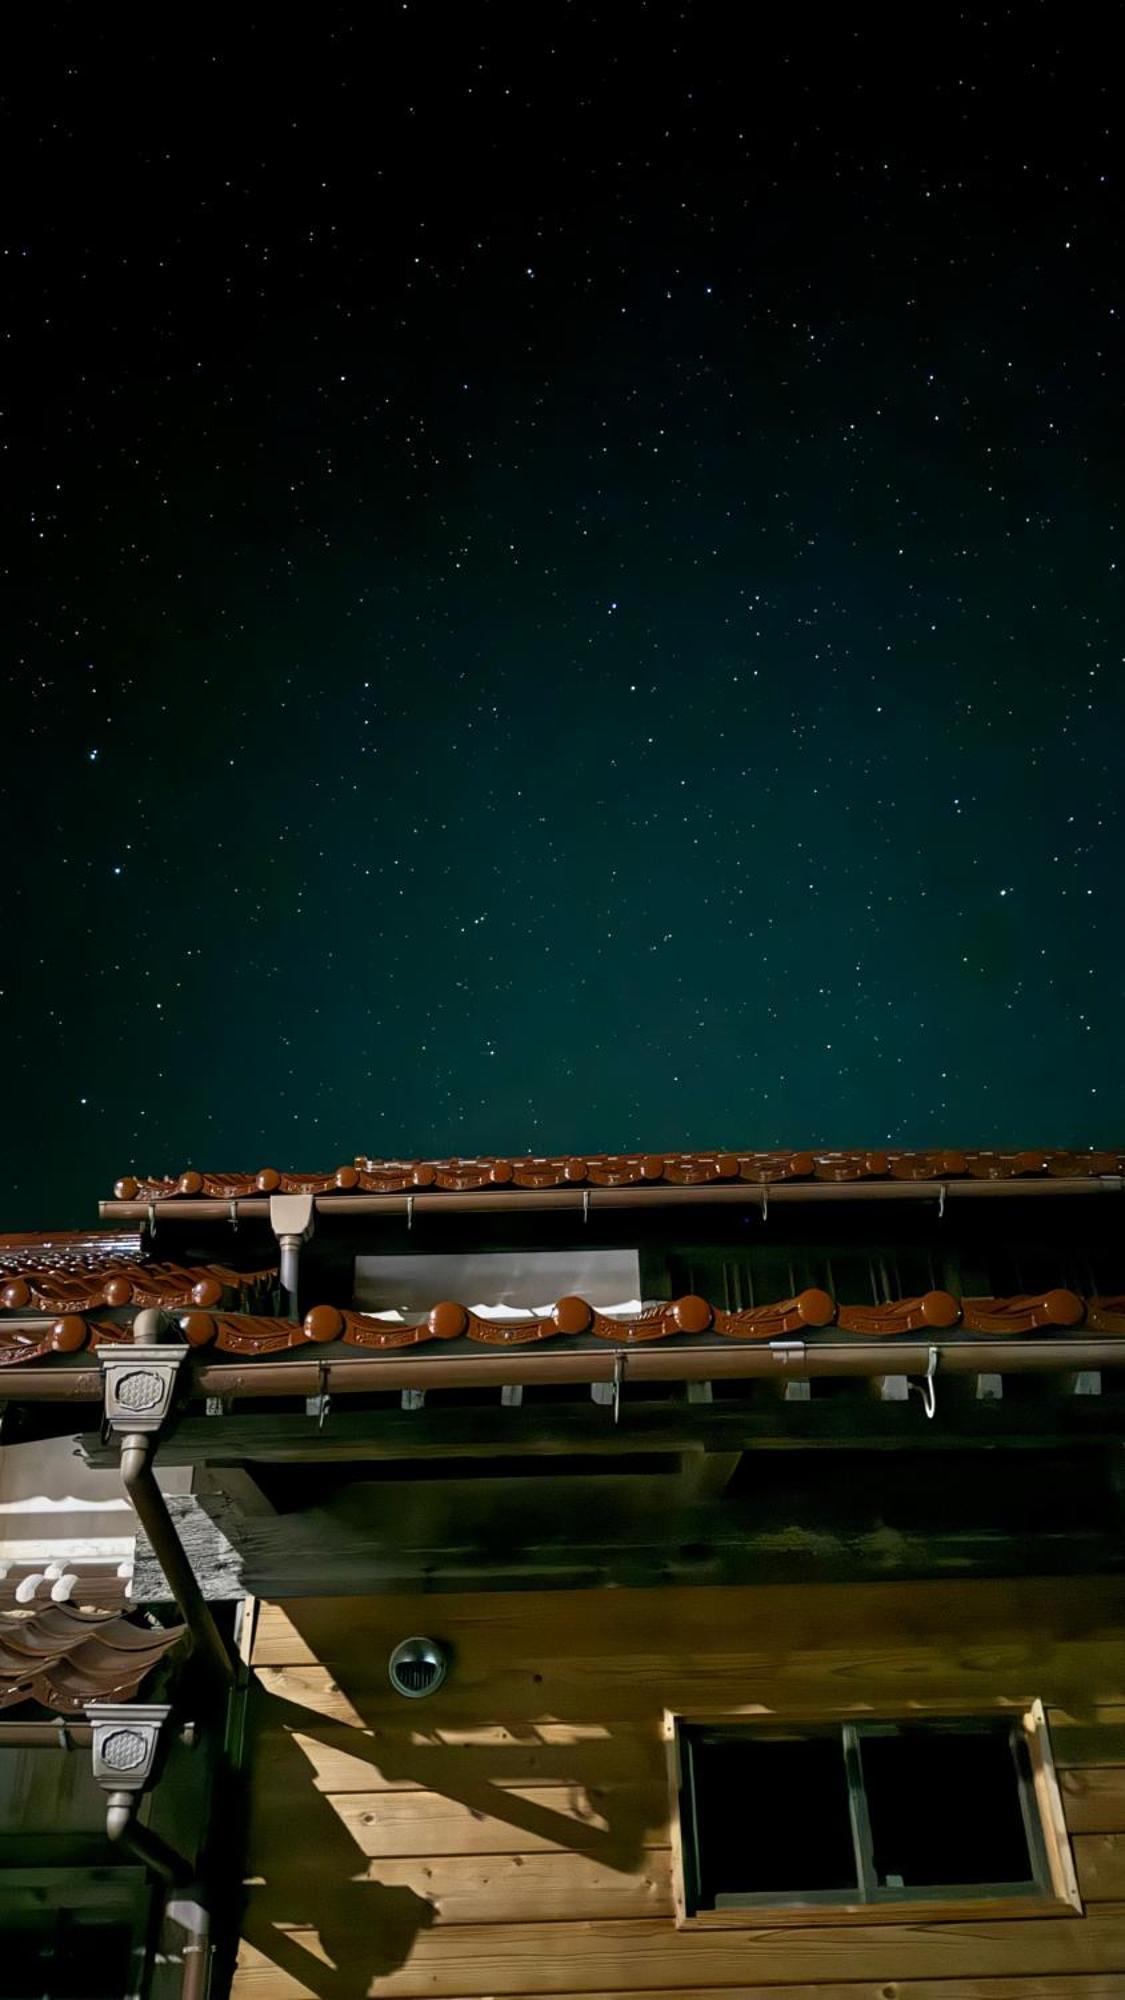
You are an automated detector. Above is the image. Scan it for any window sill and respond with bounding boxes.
[676,1893,1083,1930]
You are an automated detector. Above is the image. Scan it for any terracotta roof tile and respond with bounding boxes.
[0,1257,277,1317]
[0,1603,185,1712]
[0,1566,131,1613]
[3,1286,1122,1370]
[174,1285,1120,1357]
[0,1317,127,1367]
[110,1148,1125,1201]
[0,1232,143,1268]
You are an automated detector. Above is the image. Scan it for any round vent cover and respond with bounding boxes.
[388,1636,448,1700]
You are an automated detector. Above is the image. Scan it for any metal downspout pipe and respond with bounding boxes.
[99,1313,234,1685]
[270,1193,314,1319]
[105,1816,212,2000]
[166,1895,212,2000]
[117,1431,233,1688]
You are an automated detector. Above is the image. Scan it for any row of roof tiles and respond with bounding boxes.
[3,1288,1123,1366]
[0,1603,184,1712]
[0,1564,131,1612]
[112,1148,1125,1200]
[0,1231,143,1269]
[169,1286,1125,1351]
[0,1260,277,1316]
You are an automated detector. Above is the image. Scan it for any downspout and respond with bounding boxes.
[106,1805,212,1997]
[98,1317,234,1687]
[270,1192,314,1318]
[118,1430,233,1688]
[105,1791,186,1881]
[89,1702,213,1999]
[166,1895,212,2000]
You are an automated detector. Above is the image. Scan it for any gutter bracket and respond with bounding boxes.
[769,1338,806,1369]
[909,1345,939,1420]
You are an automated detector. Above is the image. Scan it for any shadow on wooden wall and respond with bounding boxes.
[235,1599,667,1998]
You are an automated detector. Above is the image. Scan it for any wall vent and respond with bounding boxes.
[388,1636,448,1699]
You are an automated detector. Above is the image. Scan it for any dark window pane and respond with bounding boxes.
[688,1731,858,1903]
[4,1922,137,1997]
[860,1725,1033,1889]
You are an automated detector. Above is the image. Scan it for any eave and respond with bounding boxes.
[100,1146,1125,1223]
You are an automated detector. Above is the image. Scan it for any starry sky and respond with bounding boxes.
[2,9,1121,1227]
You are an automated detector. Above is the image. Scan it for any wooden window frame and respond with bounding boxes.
[665,1699,1082,1929]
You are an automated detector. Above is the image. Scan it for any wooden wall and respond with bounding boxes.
[232,1576,1125,2000]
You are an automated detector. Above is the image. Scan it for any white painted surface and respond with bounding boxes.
[0,1435,191,1571]
[354,1247,641,1312]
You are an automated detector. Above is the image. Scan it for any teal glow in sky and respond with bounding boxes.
[2,10,1121,1225]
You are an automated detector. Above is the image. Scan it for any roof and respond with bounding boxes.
[0,1231,144,1268]
[0,1603,185,1711]
[0,1245,277,1321]
[0,1565,132,1614]
[109,1148,1125,1200]
[4,1284,1120,1372]
[173,1284,1125,1355]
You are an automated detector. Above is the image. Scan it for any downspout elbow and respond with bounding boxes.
[105,1791,136,1845]
[105,1795,188,1884]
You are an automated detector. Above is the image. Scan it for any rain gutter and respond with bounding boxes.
[1,1336,1121,1404]
[99,1175,1125,1224]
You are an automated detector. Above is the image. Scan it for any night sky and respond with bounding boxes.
[3,10,1121,1228]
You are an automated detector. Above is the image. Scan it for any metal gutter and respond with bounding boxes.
[99,1175,1125,1223]
[186,1336,1125,1398]
[0,1335,1122,1405]
[0,1721,95,1746]
[0,1364,102,1397]
[0,1721,197,1749]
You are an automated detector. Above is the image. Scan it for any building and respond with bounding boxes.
[1,1144,1124,1999]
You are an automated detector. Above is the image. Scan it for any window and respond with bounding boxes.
[5,1919,142,1999]
[671,1705,1080,1926]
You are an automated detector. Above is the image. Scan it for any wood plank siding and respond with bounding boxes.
[233,1578,1125,1999]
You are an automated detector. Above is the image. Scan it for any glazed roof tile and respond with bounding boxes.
[0,1603,185,1712]
[110,1147,1125,1201]
[0,1232,143,1269]
[0,1566,131,1614]
[0,1250,277,1319]
[177,1285,1124,1355]
[3,1284,1124,1371]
